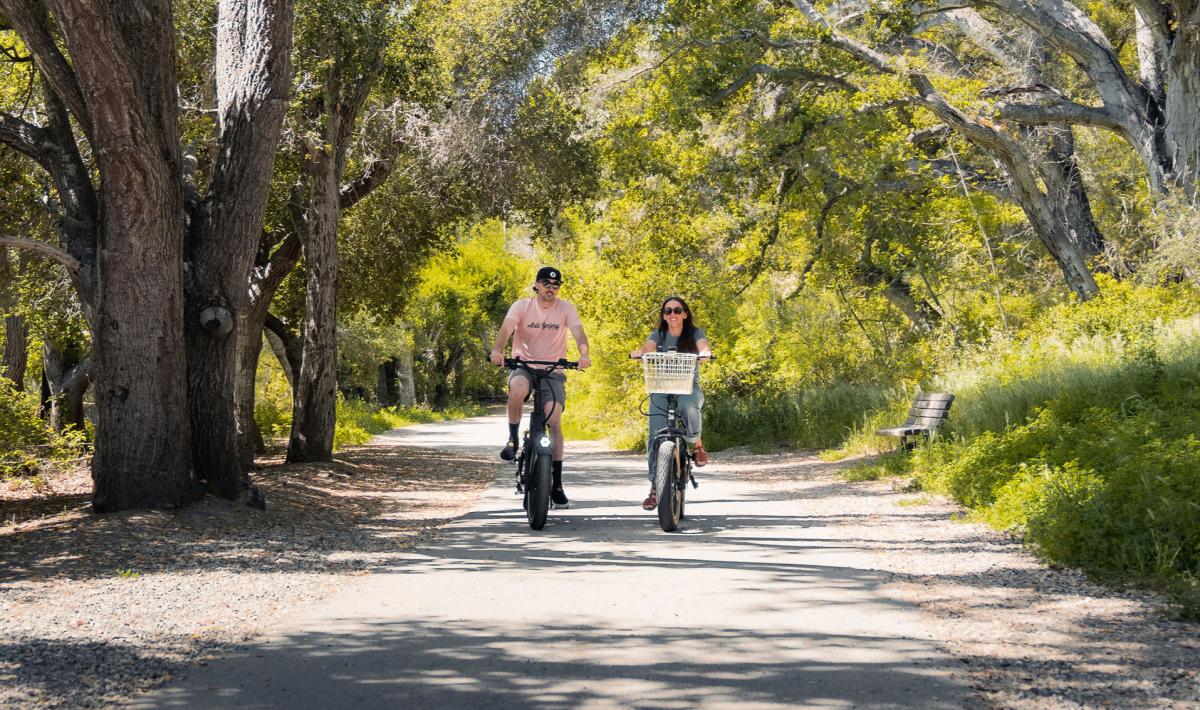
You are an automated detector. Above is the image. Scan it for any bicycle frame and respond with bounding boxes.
[503,357,577,530]
[634,350,712,532]
[648,393,697,491]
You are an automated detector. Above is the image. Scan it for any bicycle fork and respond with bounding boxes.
[514,404,554,495]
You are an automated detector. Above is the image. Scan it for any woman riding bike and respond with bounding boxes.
[629,296,712,510]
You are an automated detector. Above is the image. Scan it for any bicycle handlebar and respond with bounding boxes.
[501,356,580,370]
[629,352,716,361]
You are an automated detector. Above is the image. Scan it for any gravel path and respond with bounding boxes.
[1,442,492,708]
[3,418,1197,708]
[727,450,1200,708]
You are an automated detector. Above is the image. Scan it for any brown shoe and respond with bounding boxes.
[641,490,657,510]
[693,442,708,467]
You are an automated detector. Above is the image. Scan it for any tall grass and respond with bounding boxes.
[839,284,1200,619]
[703,382,898,452]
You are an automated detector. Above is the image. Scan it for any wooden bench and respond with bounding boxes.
[876,393,954,450]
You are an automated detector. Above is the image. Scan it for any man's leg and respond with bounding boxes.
[501,373,530,460]
[545,400,568,506]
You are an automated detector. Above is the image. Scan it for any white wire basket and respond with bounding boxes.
[641,352,698,394]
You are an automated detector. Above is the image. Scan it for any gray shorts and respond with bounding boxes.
[509,368,567,408]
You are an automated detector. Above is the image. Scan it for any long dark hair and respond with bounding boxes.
[656,296,699,353]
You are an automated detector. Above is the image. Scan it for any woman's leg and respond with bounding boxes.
[679,390,704,444]
[647,393,668,483]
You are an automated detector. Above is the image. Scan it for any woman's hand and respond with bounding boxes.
[698,349,712,363]
[629,348,644,359]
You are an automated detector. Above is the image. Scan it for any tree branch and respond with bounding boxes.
[0,111,57,170]
[1129,0,1171,42]
[736,167,799,296]
[787,0,896,73]
[0,0,92,137]
[992,97,1124,131]
[0,236,81,272]
[339,143,402,210]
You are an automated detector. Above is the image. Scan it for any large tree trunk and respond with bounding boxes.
[3,314,28,389]
[234,317,267,467]
[396,350,416,406]
[288,146,341,462]
[40,341,90,432]
[1,247,29,389]
[47,0,196,511]
[286,59,378,463]
[1163,32,1200,199]
[234,235,302,466]
[185,0,294,502]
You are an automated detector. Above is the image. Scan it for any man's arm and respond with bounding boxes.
[490,311,518,365]
[569,322,591,369]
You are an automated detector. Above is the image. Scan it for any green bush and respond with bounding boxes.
[0,378,87,478]
[842,282,1200,617]
[333,397,486,449]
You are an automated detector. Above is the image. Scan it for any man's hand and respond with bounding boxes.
[578,354,592,370]
[489,348,504,366]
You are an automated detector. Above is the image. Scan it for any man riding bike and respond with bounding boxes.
[490,266,591,507]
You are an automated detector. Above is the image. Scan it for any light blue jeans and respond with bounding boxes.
[646,389,704,482]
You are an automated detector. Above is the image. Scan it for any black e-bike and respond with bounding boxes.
[501,357,578,530]
[633,351,710,532]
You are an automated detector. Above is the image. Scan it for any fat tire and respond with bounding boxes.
[655,440,682,532]
[527,450,552,530]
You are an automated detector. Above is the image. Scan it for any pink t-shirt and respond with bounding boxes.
[504,297,582,363]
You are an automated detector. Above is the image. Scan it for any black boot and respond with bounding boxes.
[551,461,569,508]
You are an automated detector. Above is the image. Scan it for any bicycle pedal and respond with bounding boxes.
[689,475,699,489]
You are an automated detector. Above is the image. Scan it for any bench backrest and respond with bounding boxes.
[903,392,954,428]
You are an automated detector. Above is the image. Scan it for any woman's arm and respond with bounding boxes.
[629,339,657,358]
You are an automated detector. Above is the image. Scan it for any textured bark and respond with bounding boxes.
[395,350,416,407]
[975,0,1198,198]
[1163,34,1200,198]
[288,144,342,462]
[913,76,1099,299]
[265,312,302,383]
[234,234,301,466]
[3,315,28,389]
[1041,127,1105,257]
[45,0,195,511]
[185,0,294,499]
[1,248,27,389]
[40,341,90,432]
[286,59,378,463]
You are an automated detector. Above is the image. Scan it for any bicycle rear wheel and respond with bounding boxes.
[655,440,682,532]
[526,450,552,530]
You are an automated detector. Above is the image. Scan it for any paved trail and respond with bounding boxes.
[137,415,972,709]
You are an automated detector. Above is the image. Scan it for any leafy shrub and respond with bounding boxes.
[334,397,486,449]
[842,282,1200,617]
[0,378,87,477]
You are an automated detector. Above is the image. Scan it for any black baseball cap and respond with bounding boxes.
[536,266,562,283]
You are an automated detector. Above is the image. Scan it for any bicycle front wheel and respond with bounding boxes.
[655,440,682,532]
[526,450,552,530]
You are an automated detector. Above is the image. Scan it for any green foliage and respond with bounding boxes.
[332,397,486,448]
[840,282,1200,617]
[404,221,533,407]
[0,379,87,478]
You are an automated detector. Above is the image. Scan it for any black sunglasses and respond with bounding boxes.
[662,306,685,315]
[540,280,561,288]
